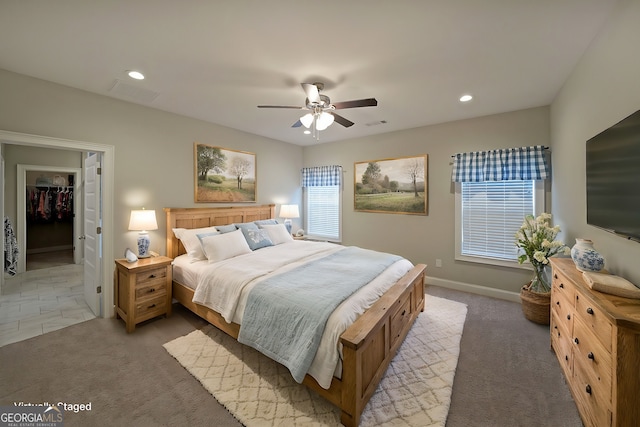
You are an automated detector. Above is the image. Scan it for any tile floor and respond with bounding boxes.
[1,258,96,347]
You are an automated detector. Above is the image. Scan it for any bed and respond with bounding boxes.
[164,205,426,427]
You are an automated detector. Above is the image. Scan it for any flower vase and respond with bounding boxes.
[570,238,605,272]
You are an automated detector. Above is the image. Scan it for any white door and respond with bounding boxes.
[84,153,101,316]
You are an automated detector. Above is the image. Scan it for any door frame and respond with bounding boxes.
[17,164,83,273]
[0,130,114,318]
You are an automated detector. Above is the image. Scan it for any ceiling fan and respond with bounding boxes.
[257,82,377,139]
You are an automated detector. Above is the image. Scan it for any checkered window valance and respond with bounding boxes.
[451,145,549,182]
[301,165,342,187]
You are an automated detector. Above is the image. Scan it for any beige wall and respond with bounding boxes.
[551,0,640,285]
[0,69,304,258]
[304,107,549,295]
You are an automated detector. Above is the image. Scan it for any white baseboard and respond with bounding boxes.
[425,276,521,303]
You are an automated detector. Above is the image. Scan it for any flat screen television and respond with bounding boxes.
[586,109,640,243]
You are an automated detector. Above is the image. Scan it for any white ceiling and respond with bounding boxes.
[0,0,617,146]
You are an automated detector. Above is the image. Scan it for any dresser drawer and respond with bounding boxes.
[574,292,612,352]
[135,266,168,285]
[551,291,574,334]
[572,316,612,403]
[552,271,575,306]
[135,281,167,300]
[551,312,573,375]
[573,354,613,427]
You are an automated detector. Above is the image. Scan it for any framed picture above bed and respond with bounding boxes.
[194,143,256,203]
[354,154,428,215]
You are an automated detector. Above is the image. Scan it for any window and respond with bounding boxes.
[451,146,549,268]
[304,185,341,241]
[302,165,342,242]
[455,180,544,266]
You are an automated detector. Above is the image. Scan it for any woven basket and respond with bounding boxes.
[520,284,550,325]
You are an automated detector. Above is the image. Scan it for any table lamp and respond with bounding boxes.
[280,204,300,234]
[128,208,158,258]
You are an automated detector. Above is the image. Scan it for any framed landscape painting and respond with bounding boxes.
[354,154,428,215]
[194,143,256,203]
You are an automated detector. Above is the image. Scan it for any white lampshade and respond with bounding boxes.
[316,112,335,130]
[128,209,158,231]
[280,204,299,234]
[128,209,158,258]
[300,113,314,128]
[279,204,300,219]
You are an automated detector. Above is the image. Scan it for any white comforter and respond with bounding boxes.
[172,240,413,389]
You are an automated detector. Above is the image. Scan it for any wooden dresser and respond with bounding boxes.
[550,258,640,427]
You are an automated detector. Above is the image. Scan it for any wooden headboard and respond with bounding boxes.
[164,204,275,259]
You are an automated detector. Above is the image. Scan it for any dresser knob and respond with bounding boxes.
[585,384,592,395]
[567,314,571,320]
[148,288,156,293]
[588,352,594,360]
[559,283,564,288]
[554,274,558,279]
[574,337,579,345]
[586,307,594,315]
[556,301,560,306]
[148,303,156,309]
[149,274,156,279]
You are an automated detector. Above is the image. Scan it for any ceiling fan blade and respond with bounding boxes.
[301,83,321,104]
[257,105,303,109]
[332,98,378,109]
[330,112,354,128]
[291,119,303,128]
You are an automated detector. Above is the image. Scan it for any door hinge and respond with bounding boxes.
[96,226,102,234]
[97,167,102,175]
[96,286,102,294]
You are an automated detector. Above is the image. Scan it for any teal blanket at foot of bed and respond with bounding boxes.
[237,246,402,383]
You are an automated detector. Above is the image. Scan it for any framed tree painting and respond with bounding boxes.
[194,143,256,203]
[354,154,428,215]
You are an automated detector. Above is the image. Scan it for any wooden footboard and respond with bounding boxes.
[165,206,426,426]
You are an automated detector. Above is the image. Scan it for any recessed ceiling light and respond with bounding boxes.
[127,70,145,80]
[459,94,473,103]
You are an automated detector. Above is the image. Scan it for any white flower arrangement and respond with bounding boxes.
[515,213,570,293]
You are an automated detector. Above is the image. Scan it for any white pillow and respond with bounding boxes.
[261,223,294,245]
[172,226,218,262]
[200,229,251,263]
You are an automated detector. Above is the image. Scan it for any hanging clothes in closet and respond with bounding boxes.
[26,186,74,224]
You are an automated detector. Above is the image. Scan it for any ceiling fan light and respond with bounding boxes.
[316,112,334,130]
[300,113,314,128]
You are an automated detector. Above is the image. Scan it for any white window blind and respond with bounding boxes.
[305,185,341,241]
[459,180,536,262]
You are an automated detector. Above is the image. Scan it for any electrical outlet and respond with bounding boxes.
[435,259,442,268]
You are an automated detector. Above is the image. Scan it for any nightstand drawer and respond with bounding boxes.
[135,295,167,320]
[135,282,167,300]
[136,266,168,285]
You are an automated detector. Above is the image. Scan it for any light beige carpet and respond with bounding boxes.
[163,295,467,427]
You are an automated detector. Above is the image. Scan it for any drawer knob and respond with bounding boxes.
[554,274,558,279]
[559,283,564,289]
[567,314,571,320]
[148,303,156,309]
[585,384,592,395]
[401,309,406,316]
[587,352,594,360]
[574,337,579,345]
[149,274,156,279]
[586,307,594,315]
[148,288,156,293]
[556,301,560,306]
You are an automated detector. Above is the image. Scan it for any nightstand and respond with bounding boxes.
[114,256,172,333]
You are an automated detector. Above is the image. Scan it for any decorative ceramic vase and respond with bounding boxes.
[570,238,605,272]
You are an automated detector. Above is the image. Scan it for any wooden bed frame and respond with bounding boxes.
[164,205,426,427]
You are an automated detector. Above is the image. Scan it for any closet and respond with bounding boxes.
[25,171,75,268]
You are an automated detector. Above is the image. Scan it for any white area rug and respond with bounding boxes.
[164,295,467,427]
